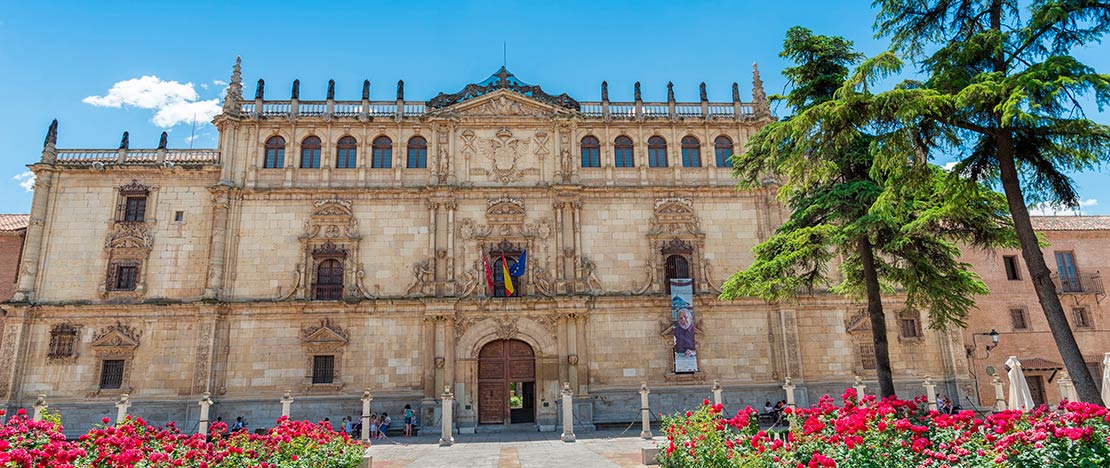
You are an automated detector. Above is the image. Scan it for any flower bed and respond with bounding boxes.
[0,409,365,467]
[658,391,1110,467]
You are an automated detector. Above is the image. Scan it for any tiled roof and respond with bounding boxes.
[1017,357,1064,371]
[1030,216,1110,231]
[0,214,29,231]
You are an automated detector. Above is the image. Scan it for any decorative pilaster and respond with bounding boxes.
[574,313,588,394]
[12,168,53,302]
[203,188,232,299]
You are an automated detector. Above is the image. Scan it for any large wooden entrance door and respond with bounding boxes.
[478,339,535,424]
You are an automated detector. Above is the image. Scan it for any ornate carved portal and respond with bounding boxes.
[639,197,715,294]
[456,198,553,298]
[283,198,374,300]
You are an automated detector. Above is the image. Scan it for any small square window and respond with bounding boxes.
[174,211,184,222]
[1010,309,1028,330]
[1073,307,1092,328]
[1003,256,1020,280]
[312,355,335,384]
[100,359,125,389]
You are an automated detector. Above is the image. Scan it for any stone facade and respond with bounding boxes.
[960,216,1109,408]
[1,60,974,434]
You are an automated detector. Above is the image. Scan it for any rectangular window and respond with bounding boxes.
[1055,251,1081,292]
[1073,307,1091,328]
[122,196,146,222]
[174,211,184,222]
[900,318,921,338]
[858,343,876,370]
[100,359,125,389]
[312,355,335,384]
[48,326,78,358]
[1003,255,1020,280]
[113,265,138,291]
[1010,308,1028,330]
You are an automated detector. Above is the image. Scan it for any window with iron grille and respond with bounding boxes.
[1073,307,1092,328]
[312,355,335,384]
[900,318,921,338]
[48,324,78,358]
[858,343,876,370]
[1010,308,1028,330]
[313,259,343,300]
[100,359,125,389]
[1003,255,1021,280]
[110,263,139,291]
[121,196,147,222]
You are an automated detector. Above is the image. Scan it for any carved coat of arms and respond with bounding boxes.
[477,128,535,183]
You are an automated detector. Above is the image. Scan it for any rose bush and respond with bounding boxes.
[0,409,365,467]
[659,392,1110,467]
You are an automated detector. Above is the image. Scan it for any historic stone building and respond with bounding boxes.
[0,59,975,434]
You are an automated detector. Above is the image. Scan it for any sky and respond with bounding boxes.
[0,0,1107,215]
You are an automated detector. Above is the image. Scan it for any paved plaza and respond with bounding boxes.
[366,429,661,468]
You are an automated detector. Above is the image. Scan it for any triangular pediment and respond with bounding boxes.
[301,319,349,345]
[434,89,564,118]
[91,324,140,349]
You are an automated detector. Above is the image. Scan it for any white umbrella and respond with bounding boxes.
[1006,356,1035,411]
[1102,352,1110,406]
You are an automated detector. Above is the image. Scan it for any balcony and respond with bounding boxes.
[1053,272,1104,296]
[312,284,343,300]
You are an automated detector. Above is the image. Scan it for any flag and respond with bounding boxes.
[508,250,527,277]
[482,252,494,295]
[501,252,515,296]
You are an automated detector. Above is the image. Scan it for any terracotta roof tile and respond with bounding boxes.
[1030,216,1110,231]
[0,214,29,231]
[1017,357,1064,371]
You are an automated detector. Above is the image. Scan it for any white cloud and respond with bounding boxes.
[13,171,35,192]
[213,80,227,86]
[942,161,959,171]
[1029,199,1099,216]
[83,75,221,128]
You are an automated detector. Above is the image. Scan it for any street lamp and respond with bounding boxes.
[967,329,1001,359]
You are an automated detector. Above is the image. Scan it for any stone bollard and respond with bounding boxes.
[639,382,652,439]
[360,388,374,444]
[32,394,47,422]
[359,446,373,468]
[115,394,131,424]
[782,377,796,408]
[853,376,867,403]
[712,380,723,407]
[439,386,454,447]
[922,377,937,411]
[991,375,1006,412]
[1057,371,1078,404]
[280,390,294,418]
[561,382,576,442]
[198,392,213,435]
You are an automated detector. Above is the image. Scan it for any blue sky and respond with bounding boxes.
[0,0,1107,214]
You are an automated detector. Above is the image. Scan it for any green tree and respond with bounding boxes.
[872,0,1110,404]
[722,27,1014,397]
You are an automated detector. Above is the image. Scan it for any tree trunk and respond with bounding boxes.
[996,140,1104,405]
[859,237,896,398]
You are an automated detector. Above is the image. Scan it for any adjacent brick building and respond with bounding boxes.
[0,214,28,301]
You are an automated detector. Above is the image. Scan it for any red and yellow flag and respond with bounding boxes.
[501,252,515,296]
[482,252,494,295]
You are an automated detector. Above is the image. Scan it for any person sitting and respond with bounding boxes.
[379,413,392,438]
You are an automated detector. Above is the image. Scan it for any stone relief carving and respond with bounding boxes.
[458,260,481,298]
[405,258,435,296]
[531,266,555,297]
[580,257,604,295]
[493,317,520,340]
[301,318,349,351]
[701,259,724,294]
[458,95,551,118]
[91,322,141,355]
[472,128,539,184]
[635,255,660,295]
[105,223,154,250]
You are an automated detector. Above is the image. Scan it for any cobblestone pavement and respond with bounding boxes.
[365,429,662,468]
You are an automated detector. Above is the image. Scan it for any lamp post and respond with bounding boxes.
[968,329,1000,359]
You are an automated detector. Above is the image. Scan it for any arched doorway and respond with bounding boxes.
[478,339,535,425]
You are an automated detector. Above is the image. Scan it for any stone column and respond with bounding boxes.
[444,316,456,390]
[922,377,937,411]
[991,376,1006,412]
[853,376,867,403]
[280,390,294,418]
[203,188,232,299]
[446,201,456,283]
[560,382,576,442]
[574,314,588,394]
[115,394,131,424]
[361,389,374,444]
[712,380,723,406]
[423,317,437,399]
[571,202,583,283]
[427,201,438,283]
[12,170,53,302]
[639,382,652,439]
[553,202,565,282]
[32,394,47,422]
[557,315,570,385]
[198,392,213,435]
[439,386,454,447]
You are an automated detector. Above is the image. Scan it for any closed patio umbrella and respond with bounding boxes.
[1102,353,1110,406]
[1005,356,1035,410]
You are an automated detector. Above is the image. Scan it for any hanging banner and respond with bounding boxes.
[670,278,697,373]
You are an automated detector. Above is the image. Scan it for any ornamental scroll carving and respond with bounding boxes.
[282,198,374,300]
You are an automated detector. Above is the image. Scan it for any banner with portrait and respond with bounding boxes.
[669,278,697,373]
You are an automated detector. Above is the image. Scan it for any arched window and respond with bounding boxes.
[580,136,600,167]
[614,136,634,168]
[407,136,427,168]
[300,136,322,168]
[336,136,357,169]
[648,136,668,167]
[372,136,392,169]
[681,136,701,167]
[314,259,343,300]
[264,136,285,168]
[664,254,690,294]
[714,136,733,168]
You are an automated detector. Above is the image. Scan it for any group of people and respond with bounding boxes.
[935,394,961,415]
[762,400,789,425]
[337,404,418,438]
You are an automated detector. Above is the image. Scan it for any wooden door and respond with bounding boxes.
[477,339,535,424]
[1026,375,1046,407]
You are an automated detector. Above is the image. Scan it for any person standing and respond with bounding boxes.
[403,404,414,437]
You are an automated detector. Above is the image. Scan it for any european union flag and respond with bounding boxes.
[508,250,527,277]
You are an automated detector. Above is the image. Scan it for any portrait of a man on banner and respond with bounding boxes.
[670,279,697,373]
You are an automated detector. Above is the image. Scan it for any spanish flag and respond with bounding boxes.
[501,252,515,296]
